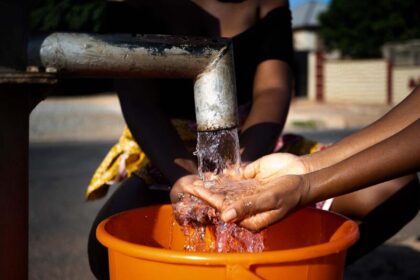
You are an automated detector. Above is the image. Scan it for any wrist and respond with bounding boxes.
[304,164,341,206]
[298,174,312,207]
[300,154,315,173]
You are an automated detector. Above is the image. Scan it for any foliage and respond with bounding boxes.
[319,0,420,58]
[30,0,105,32]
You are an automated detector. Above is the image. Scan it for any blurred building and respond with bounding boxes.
[292,1,326,52]
[383,40,420,66]
[291,1,327,97]
[306,39,420,105]
[291,2,420,104]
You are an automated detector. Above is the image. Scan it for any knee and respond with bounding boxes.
[87,218,109,280]
[371,174,420,225]
[86,176,145,279]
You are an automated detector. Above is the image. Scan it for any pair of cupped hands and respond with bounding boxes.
[170,153,312,232]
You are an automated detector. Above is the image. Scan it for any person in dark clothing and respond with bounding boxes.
[174,86,420,266]
[88,1,419,278]
[88,1,294,279]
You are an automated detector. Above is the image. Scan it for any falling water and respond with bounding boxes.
[195,128,241,181]
[173,127,265,253]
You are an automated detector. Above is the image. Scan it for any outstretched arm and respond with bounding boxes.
[304,118,420,205]
[241,87,420,183]
[302,86,420,172]
[182,86,420,230]
[210,118,420,231]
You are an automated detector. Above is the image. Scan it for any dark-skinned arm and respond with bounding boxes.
[240,60,292,162]
[204,118,420,231]
[240,0,293,161]
[304,118,420,205]
[302,86,420,173]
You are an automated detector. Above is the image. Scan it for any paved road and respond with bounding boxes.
[30,142,111,280]
[29,95,420,279]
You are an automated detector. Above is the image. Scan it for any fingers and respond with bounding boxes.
[221,174,306,230]
[170,175,200,203]
[171,175,227,210]
[222,167,244,180]
[239,209,284,232]
[192,186,226,209]
[220,190,278,223]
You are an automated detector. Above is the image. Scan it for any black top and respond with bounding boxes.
[104,1,293,119]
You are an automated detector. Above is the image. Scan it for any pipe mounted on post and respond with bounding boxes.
[32,33,238,132]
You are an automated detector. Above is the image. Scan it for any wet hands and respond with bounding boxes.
[171,175,217,225]
[223,153,310,231]
[172,153,311,232]
[170,174,201,204]
[170,169,252,225]
[221,174,310,232]
[243,153,308,182]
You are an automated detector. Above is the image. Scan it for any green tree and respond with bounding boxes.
[319,0,420,58]
[30,0,105,32]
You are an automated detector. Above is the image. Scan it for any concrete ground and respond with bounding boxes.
[29,94,420,279]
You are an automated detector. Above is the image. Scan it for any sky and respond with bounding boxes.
[289,0,331,8]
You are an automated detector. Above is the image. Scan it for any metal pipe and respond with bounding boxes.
[31,33,238,131]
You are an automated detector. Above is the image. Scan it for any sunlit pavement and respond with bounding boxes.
[29,94,420,279]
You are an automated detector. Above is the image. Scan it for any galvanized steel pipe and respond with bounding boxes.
[32,33,238,131]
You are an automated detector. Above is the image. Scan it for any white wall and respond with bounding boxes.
[324,60,387,103]
[294,31,319,51]
[306,54,420,104]
[392,66,420,103]
[307,52,317,100]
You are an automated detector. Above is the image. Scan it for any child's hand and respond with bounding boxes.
[170,174,201,204]
[221,174,310,232]
[243,153,308,182]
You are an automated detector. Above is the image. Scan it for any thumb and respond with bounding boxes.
[243,159,261,179]
[191,185,225,210]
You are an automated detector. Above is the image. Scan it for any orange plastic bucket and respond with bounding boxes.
[97,205,359,280]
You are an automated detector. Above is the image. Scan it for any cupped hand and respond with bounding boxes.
[171,156,311,232]
[221,174,310,232]
[170,174,201,204]
[170,167,246,206]
[243,153,308,182]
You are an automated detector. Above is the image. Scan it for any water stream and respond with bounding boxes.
[173,127,265,253]
[195,129,240,185]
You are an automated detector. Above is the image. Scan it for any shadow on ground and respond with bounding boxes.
[29,141,115,280]
[345,244,420,280]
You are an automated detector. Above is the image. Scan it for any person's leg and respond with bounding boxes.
[88,175,170,280]
[330,174,420,265]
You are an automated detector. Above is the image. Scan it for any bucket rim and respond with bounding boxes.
[96,205,359,266]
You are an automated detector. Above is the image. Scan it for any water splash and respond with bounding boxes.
[173,127,265,253]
